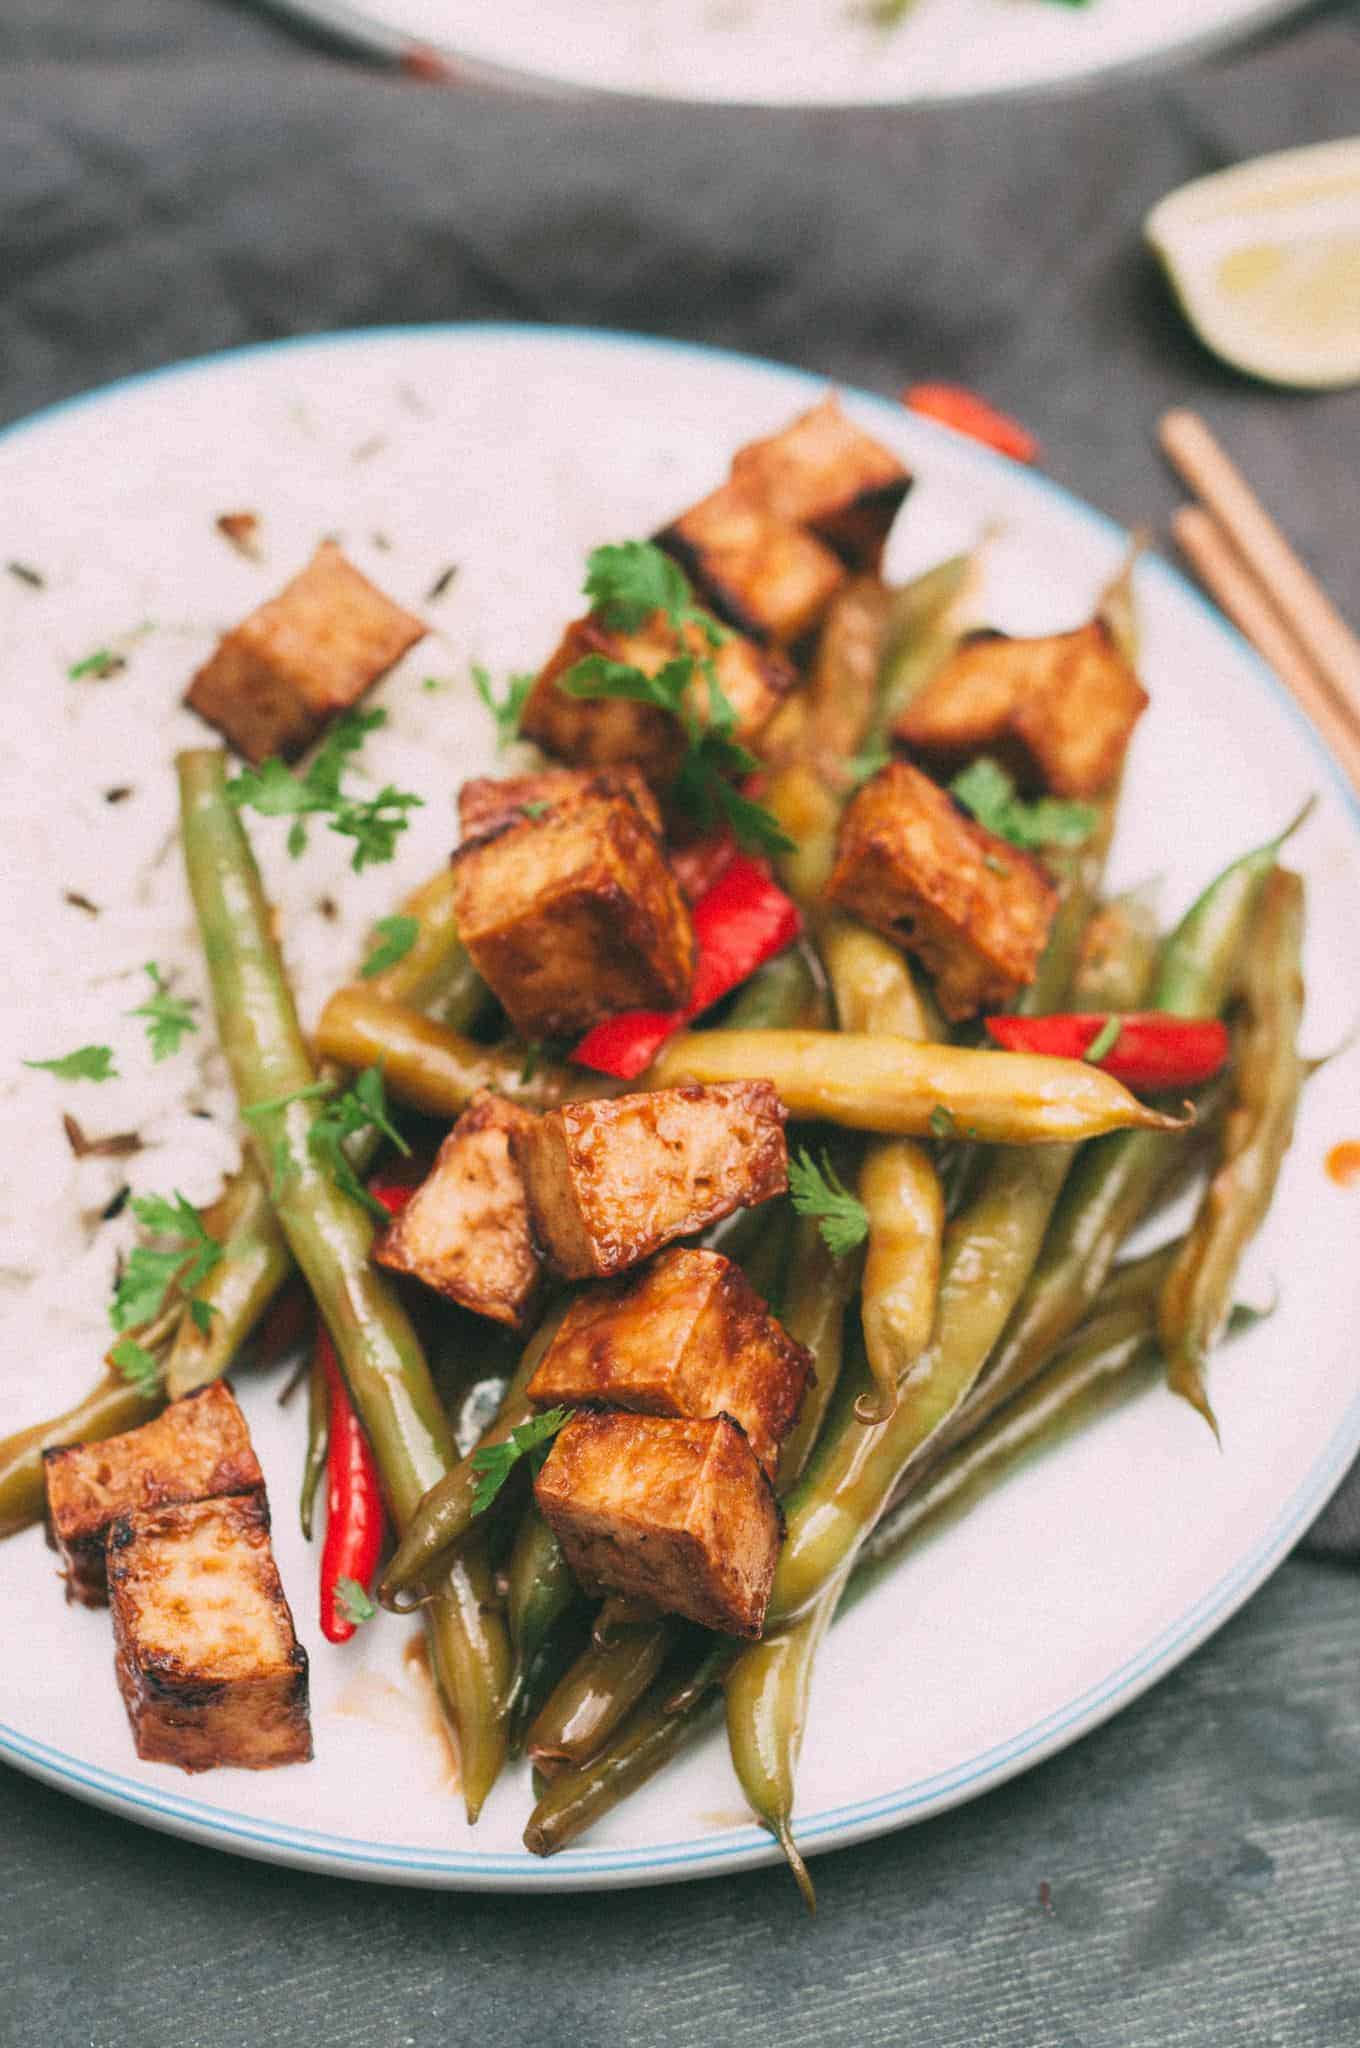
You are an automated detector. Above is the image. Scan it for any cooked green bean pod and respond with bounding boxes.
[857,1140,945,1422]
[873,551,979,737]
[775,1220,863,1492]
[178,748,510,1821]
[298,1341,329,1541]
[821,917,941,1042]
[527,1617,674,1776]
[1070,882,1161,1013]
[355,864,489,1029]
[505,1505,591,1751]
[0,1375,162,1540]
[164,1158,293,1398]
[723,942,831,1032]
[1159,867,1305,1433]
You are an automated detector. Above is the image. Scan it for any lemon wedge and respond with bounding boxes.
[1146,138,1360,391]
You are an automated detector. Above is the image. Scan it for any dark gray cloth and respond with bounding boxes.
[2,9,1359,2042]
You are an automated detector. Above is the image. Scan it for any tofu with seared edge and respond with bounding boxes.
[894,620,1148,798]
[528,1247,812,1476]
[654,483,847,647]
[185,541,426,763]
[107,1493,311,1772]
[457,765,663,845]
[513,1082,788,1279]
[728,397,912,571]
[44,1381,264,1606]
[448,790,695,1039]
[826,760,1057,1020]
[520,609,795,790]
[374,1090,541,1328]
[534,1410,781,1638]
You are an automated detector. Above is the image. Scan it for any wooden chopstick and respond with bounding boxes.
[1172,503,1360,795]
[1159,410,1360,721]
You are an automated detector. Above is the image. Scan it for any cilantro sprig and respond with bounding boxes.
[334,1577,378,1628]
[788,1148,870,1256]
[471,1407,572,1515]
[127,961,198,1062]
[949,758,1097,853]
[472,665,536,749]
[245,1065,409,1220]
[23,1045,117,1083]
[110,1337,161,1395]
[227,708,423,870]
[359,915,420,979]
[109,1192,223,1334]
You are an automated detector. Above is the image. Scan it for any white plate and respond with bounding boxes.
[264,0,1306,106]
[1,325,1357,1893]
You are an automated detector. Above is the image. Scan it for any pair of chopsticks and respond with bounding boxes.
[1160,409,1360,796]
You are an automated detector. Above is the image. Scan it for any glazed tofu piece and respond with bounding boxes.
[448,791,695,1039]
[185,541,426,763]
[825,760,1058,1020]
[513,1082,788,1279]
[895,620,1149,798]
[520,609,796,790]
[534,1411,780,1637]
[457,764,663,844]
[728,397,912,571]
[44,1382,264,1607]
[107,1493,311,1772]
[655,482,847,646]
[527,1247,812,1476]
[373,1091,541,1328]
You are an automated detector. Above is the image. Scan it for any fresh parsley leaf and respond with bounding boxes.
[68,648,127,680]
[583,539,727,647]
[24,1045,118,1082]
[128,961,198,1061]
[928,1104,959,1140]
[188,1297,216,1335]
[949,758,1097,853]
[470,1407,571,1516]
[334,1576,378,1628]
[472,664,536,749]
[244,1079,337,1121]
[109,1192,223,1333]
[245,1070,406,1216]
[711,778,796,858]
[228,709,421,869]
[330,785,424,871]
[110,1338,161,1395]
[1083,1015,1123,1064]
[359,915,420,978]
[520,800,551,821]
[787,1148,870,1256]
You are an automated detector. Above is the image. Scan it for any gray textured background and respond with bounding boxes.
[2,4,1358,2042]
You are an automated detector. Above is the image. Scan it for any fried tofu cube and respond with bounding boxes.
[655,483,847,646]
[520,609,796,789]
[107,1493,311,1772]
[373,1091,541,1327]
[448,792,695,1039]
[534,1411,780,1637]
[895,621,1149,798]
[513,1082,788,1279]
[825,760,1058,1019]
[728,397,912,570]
[185,541,426,763]
[457,765,663,844]
[527,1247,811,1476]
[44,1382,264,1607]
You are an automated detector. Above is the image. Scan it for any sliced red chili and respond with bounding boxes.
[984,1013,1230,1090]
[317,1328,388,1645]
[902,384,1039,464]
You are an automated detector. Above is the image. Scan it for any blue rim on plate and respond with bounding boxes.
[1,323,1356,1890]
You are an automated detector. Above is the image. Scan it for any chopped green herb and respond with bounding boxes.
[335,1577,378,1628]
[421,675,448,693]
[24,1045,118,1083]
[584,539,724,647]
[188,1298,216,1336]
[1083,1015,1123,1064]
[983,853,1012,877]
[949,758,1097,853]
[247,1067,409,1220]
[472,664,536,749]
[109,1192,223,1334]
[471,1407,572,1516]
[359,915,420,979]
[110,1338,161,1395]
[68,648,126,681]
[520,800,551,821]
[227,708,422,869]
[787,1148,870,1256]
[127,961,198,1061]
[519,1041,543,1085]
[928,1104,959,1140]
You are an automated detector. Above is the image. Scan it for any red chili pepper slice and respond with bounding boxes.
[366,1176,418,1218]
[317,1328,388,1645]
[984,1013,1230,1090]
[572,854,803,1079]
[902,384,1039,464]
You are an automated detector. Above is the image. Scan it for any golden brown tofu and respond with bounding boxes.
[373,1091,541,1328]
[655,482,847,647]
[513,1082,788,1279]
[895,621,1149,798]
[825,760,1058,1020]
[44,1382,264,1607]
[535,1411,780,1637]
[448,792,695,1039]
[528,1247,812,1476]
[520,609,796,790]
[185,541,426,763]
[728,397,912,570]
[107,1493,311,1772]
[457,765,663,844]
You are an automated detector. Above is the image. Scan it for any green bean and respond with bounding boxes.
[723,942,830,1031]
[505,1505,591,1752]
[857,1140,945,1423]
[164,1158,293,1397]
[1159,867,1305,1433]
[761,575,893,772]
[527,1617,673,1776]
[1070,883,1161,1013]
[775,1220,863,1492]
[178,748,510,1821]
[820,916,942,1042]
[0,1375,163,1540]
[298,1343,329,1541]
[355,864,489,1029]
[1017,792,1119,1019]
[873,551,979,739]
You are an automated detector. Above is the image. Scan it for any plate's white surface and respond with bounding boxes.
[1,325,1357,1893]
[268,0,1305,105]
